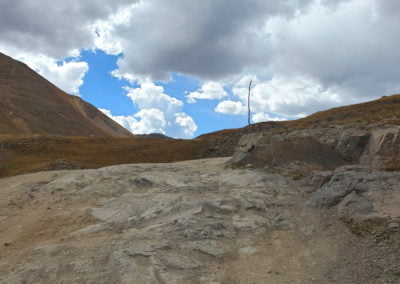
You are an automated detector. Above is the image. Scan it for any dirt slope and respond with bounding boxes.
[0,52,132,137]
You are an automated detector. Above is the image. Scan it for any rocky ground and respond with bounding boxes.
[0,158,399,283]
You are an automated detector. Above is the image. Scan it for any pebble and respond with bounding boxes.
[239,247,258,255]
[387,222,399,230]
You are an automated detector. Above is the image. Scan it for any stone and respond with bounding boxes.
[360,127,400,169]
[308,167,400,226]
[239,247,258,255]
[187,240,226,256]
[387,222,399,230]
[309,171,333,189]
[336,191,374,216]
[125,244,154,257]
[158,252,202,269]
[129,177,152,187]
[335,129,371,162]
[232,215,269,232]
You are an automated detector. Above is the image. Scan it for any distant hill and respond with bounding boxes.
[136,133,172,139]
[0,52,132,137]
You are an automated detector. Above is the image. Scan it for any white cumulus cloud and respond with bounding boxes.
[125,82,183,115]
[187,81,228,103]
[101,82,197,138]
[252,112,287,123]
[215,100,247,115]
[175,113,198,137]
[224,74,342,118]
[14,53,88,95]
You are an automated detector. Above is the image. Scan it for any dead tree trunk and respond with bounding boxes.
[248,80,253,134]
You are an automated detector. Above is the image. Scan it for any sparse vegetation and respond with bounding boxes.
[0,135,209,178]
[385,157,400,171]
[341,218,388,236]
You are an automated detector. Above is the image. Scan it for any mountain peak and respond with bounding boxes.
[0,53,132,137]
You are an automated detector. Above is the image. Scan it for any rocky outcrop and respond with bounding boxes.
[360,127,400,170]
[307,166,400,228]
[230,126,400,170]
[1,158,399,283]
[230,127,370,170]
[0,158,296,283]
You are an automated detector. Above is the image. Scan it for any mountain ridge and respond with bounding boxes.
[0,52,132,137]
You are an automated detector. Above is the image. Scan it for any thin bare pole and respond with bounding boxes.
[247,80,253,134]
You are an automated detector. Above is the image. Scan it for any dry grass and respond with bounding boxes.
[0,135,209,178]
[342,218,388,236]
[298,94,400,126]
[384,157,400,171]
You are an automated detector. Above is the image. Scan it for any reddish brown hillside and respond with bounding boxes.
[0,52,132,137]
[298,94,400,125]
[0,135,208,178]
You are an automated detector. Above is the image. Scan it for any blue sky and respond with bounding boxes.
[1,0,399,138]
[78,49,249,137]
[78,50,136,117]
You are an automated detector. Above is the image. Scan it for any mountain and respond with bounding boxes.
[0,52,132,137]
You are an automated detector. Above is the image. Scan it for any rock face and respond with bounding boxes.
[360,127,400,170]
[308,166,400,224]
[230,126,400,170]
[0,158,296,283]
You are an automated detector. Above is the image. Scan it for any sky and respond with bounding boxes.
[0,0,399,138]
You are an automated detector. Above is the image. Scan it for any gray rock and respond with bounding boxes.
[129,177,152,187]
[158,252,202,269]
[232,214,269,232]
[124,244,155,257]
[387,222,399,230]
[186,240,226,256]
[229,127,373,170]
[336,191,374,216]
[230,132,347,170]
[229,126,400,171]
[239,246,258,255]
[360,127,400,169]
[309,167,400,224]
[310,171,333,187]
